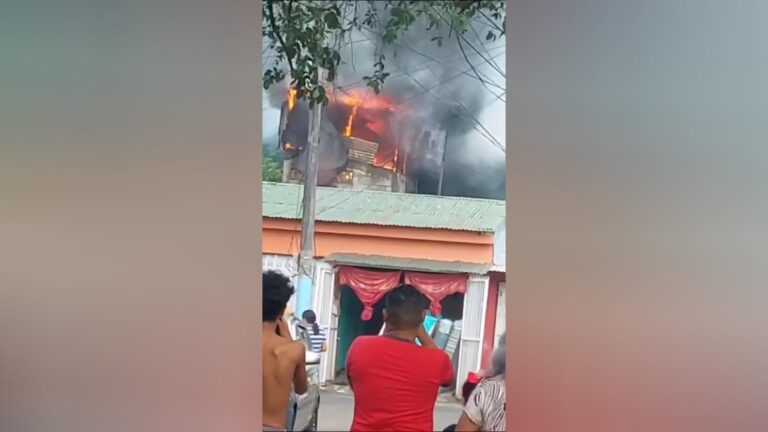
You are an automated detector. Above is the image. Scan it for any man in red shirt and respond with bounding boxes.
[346,284,454,431]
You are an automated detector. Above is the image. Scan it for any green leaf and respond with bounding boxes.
[324,11,340,29]
[263,0,505,100]
[383,29,397,44]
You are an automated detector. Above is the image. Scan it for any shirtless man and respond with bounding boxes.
[263,271,307,431]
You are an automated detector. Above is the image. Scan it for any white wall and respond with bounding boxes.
[456,275,489,398]
[493,220,506,268]
[494,282,506,350]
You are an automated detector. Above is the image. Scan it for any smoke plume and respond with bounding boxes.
[265,4,506,199]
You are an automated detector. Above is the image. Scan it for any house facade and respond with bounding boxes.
[262,182,505,397]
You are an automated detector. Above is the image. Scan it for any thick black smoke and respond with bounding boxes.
[265,4,506,199]
[281,100,348,186]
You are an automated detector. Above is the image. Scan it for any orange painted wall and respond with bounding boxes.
[263,218,494,264]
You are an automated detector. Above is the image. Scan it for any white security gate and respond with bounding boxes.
[312,261,335,384]
[456,275,489,398]
[494,282,506,350]
[262,254,299,312]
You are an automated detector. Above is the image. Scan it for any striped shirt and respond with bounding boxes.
[464,375,506,432]
[305,325,327,353]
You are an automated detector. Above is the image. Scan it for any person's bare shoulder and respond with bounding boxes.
[275,338,304,359]
[267,334,300,356]
[289,340,305,358]
[284,341,306,371]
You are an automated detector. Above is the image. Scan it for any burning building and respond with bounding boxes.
[278,87,447,194]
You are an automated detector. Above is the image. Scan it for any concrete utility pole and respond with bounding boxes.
[437,132,448,196]
[278,103,292,183]
[295,67,324,316]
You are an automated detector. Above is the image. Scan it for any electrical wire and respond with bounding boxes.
[380,50,506,153]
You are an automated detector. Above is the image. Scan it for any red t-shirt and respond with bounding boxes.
[346,335,454,432]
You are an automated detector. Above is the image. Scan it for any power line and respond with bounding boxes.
[333,45,504,95]
[351,26,505,96]
[334,54,506,96]
[391,50,506,109]
[397,38,505,101]
[468,21,506,79]
[427,5,506,78]
[337,26,504,85]
[265,26,505,100]
[389,55,505,153]
[347,30,504,152]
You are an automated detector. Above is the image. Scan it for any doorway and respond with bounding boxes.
[333,285,386,381]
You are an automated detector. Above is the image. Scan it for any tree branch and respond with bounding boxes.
[456,33,490,94]
[458,32,505,76]
[476,8,504,34]
[266,0,295,77]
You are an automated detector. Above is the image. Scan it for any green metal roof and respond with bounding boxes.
[263,182,505,233]
[324,253,491,274]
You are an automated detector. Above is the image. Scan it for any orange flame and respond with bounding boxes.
[336,91,394,112]
[343,94,362,137]
[366,119,387,136]
[287,87,297,111]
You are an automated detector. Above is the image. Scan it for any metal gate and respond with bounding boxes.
[494,282,506,350]
[456,274,489,398]
[312,261,335,384]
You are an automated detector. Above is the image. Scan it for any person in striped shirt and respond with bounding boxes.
[301,309,327,353]
[455,332,506,432]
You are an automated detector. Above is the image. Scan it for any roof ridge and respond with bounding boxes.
[262,181,505,205]
[263,182,505,232]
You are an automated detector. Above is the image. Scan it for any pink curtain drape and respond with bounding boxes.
[404,272,468,316]
[338,266,400,320]
[338,266,470,319]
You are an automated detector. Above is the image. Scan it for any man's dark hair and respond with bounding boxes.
[384,284,427,329]
[462,379,479,405]
[263,271,295,322]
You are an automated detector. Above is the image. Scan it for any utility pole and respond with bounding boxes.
[437,132,448,196]
[278,103,292,183]
[295,67,324,316]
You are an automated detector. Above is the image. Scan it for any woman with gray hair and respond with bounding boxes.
[455,333,506,431]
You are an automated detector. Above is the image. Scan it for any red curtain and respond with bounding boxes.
[338,266,401,320]
[404,272,468,316]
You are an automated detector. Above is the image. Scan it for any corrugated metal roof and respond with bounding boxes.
[263,182,505,233]
[324,253,491,274]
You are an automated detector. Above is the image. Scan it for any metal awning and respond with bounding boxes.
[323,253,490,275]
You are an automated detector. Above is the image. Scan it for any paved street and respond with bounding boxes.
[317,391,463,431]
